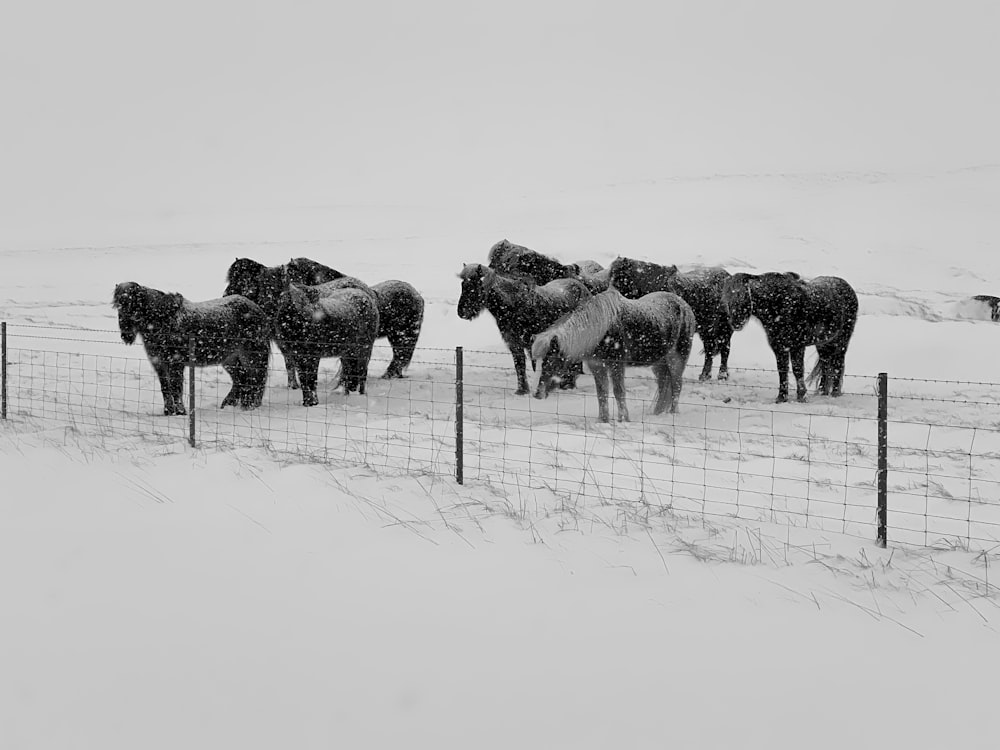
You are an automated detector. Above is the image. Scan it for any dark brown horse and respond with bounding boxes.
[225,257,424,384]
[721,272,858,403]
[609,256,733,382]
[273,283,380,406]
[113,282,271,415]
[457,263,591,394]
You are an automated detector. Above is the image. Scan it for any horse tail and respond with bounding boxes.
[675,298,696,359]
[806,358,822,386]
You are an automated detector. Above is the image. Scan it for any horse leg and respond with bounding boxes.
[381,322,419,379]
[588,360,611,422]
[221,360,241,408]
[772,345,791,404]
[340,354,357,394]
[698,346,713,382]
[504,335,530,395]
[651,363,670,415]
[610,361,629,422]
[717,334,731,381]
[791,346,808,402]
[298,356,320,407]
[247,345,270,408]
[151,359,177,416]
[168,361,187,415]
[668,352,686,412]
[831,345,848,397]
[278,342,299,389]
[357,339,375,394]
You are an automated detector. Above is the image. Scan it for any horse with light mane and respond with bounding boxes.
[532,288,696,422]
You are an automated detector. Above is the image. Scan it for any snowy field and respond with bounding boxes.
[3,2,1000,748]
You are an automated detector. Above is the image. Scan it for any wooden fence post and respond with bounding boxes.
[1,322,7,420]
[188,337,196,448]
[877,372,888,547]
[455,346,464,485]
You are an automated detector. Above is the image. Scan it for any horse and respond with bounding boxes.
[457,263,591,394]
[609,256,733,381]
[224,257,342,388]
[273,283,380,407]
[225,257,425,383]
[972,294,1000,321]
[720,272,858,403]
[488,239,580,285]
[286,258,425,379]
[531,289,696,423]
[112,282,271,416]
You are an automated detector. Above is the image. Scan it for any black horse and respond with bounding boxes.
[224,257,339,388]
[488,239,581,285]
[721,272,859,403]
[273,283,380,406]
[532,289,696,422]
[113,282,271,415]
[286,258,425,380]
[609,256,733,381]
[457,263,591,394]
[225,257,425,383]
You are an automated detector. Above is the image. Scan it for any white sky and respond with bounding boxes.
[2,0,998,234]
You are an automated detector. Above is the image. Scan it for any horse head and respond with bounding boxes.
[532,334,566,399]
[112,282,183,345]
[721,274,755,331]
[225,258,265,295]
[457,263,492,320]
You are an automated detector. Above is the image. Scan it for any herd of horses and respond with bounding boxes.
[113,239,861,422]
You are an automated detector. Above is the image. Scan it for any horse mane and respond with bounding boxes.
[531,289,626,362]
[113,281,183,312]
[609,256,678,289]
[226,257,267,283]
[287,257,345,285]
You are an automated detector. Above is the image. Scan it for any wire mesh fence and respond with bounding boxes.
[2,322,999,551]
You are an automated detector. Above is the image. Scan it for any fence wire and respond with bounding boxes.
[2,322,999,551]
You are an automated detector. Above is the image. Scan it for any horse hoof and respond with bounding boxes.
[797,395,809,403]
[515,387,530,396]
[558,381,576,390]
[698,373,711,382]
[717,372,729,382]
[775,395,788,404]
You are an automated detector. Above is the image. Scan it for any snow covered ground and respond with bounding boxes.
[3,2,1000,748]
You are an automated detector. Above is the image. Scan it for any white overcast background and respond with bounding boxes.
[3,0,998,249]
